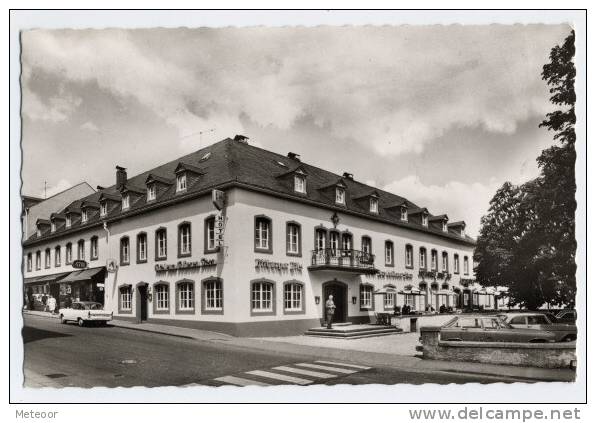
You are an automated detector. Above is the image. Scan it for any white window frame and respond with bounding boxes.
[442,253,448,272]
[420,248,427,269]
[100,202,107,217]
[155,285,169,310]
[27,254,32,272]
[454,255,460,273]
[207,218,216,250]
[51,222,56,232]
[178,282,194,310]
[65,215,71,228]
[138,234,147,261]
[294,174,306,194]
[360,285,373,309]
[422,214,428,227]
[90,238,98,259]
[157,230,167,258]
[362,237,371,255]
[335,187,345,205]
[431,250,438,270]
[120,287,132,310]
[77,241,85,260]
[121,238,130,263]
[464,257,469,275]
[65,245,72,264]
[122,195,130,210]
[147,184,156,201]
[284,283,302,311]
[81,209,88,223]
[204,280,223,311]
[385,241,393,265]
[45,250,51,268]
[400,207,408,221]
[176,173,187,192]
[252,282,273,312]
[442,221,448,232]
[255,219,270,250]
[384,293,395,308]
[287,224,300,254]
[370,197,379,213]
[329,232,339,252]
[405,245,413,267]
[315,230,326,250]
[55,247,61,266]
[180,224,191,255]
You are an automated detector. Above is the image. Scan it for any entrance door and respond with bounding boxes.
[137,285,148,322]
[322,281,347,323]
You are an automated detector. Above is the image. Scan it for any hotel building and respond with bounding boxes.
[22,136,496,336]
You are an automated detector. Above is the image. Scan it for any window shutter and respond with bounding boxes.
[286,225,290,252]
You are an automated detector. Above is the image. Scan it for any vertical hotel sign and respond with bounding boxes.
[212,189,226,247]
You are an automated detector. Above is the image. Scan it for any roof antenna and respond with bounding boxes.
[44,181,47,199]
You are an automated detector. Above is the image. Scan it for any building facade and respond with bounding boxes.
[23,137,496,336]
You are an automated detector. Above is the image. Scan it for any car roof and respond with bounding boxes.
[454,314,501,319]
[75,301,101,305]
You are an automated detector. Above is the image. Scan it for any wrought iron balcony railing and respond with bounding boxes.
[309,248,378,274]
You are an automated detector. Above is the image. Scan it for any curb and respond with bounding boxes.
[23,310,59,319]
[108,322,195,340]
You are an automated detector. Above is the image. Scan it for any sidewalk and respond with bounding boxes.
[23,311,576,382]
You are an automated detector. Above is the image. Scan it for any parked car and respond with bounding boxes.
[59,301,113,327]
[499,313,577,342]
[555,310,577,324]
[439,315,556,343]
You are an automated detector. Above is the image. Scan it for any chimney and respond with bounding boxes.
[234,134,249,144]
[343,172,354,180]
[116,166,127,189]
[96,185,105,191]
[287,152,301,161]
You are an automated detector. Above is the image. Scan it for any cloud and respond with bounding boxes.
[80,121,100,132]
[383,176,501,237]
[20,25,570,156]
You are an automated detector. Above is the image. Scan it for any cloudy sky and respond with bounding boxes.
[21,24,571,236]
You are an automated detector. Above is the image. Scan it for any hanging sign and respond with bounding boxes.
[214,213,225,247]
[212,189,226,210]
[72,260,88,269]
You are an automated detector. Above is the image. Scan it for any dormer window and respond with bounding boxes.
[400,207,408,221]
[294,174,306,194]
[442,221,447,232]
[147,184,156,201]
[65,215,71,228]
[335,187,345,205]
[177,173,187,192]
[422,214,428,227]
[81,209,88,224]
[122,195,130,210]
[461,228,465,237]
[370,197,379,214]
[51,222,56,232]
[100,202,107,217]
[36,229,41,238]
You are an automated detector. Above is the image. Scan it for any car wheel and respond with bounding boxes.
[60,315,67,324]
[77,318,85,327]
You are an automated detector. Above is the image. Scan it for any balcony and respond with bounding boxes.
[308,248,378,275]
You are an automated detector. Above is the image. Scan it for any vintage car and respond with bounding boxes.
[499,312,577,342]
[59,301,113,327]
[439,315,556,343]
[555,310,577,325]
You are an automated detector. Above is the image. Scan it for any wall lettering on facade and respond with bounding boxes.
[255,259,303,273]
[155,258,217,272]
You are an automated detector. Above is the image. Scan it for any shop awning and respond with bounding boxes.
[24,271,71,285]
[58,267,105,283]
[374,286,398,294]
[399,288,421,295]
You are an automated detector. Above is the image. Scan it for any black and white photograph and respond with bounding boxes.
[8,7,588,414]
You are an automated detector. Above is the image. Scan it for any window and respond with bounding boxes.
[154,284,169,311]
[36,228,41,237]
[335,187,345,205]
[177,280,195,312]
[404,294,415,308]
[384,293,395,309]
[286,222,301,256]
[120,237,130,265]
[400,207,408,221]
[51,222,56,232]
[422,214,428,227]
[89,237,98,260]
[419,247,427,269]
[203,279,223,312]
[370,197,379,213]
[44,249,51,268]
[431,250,438,271]
[405,244,413,268]
[205,217,217,252]
[119,286,132,312]
[360,284,373,309]
[77,240,85,260]
[362,236,372,255]
[385,241,394,266]
[442,221,448,232]
[509,316,526,325]
[155,228,167,260]
[100,202,108,217]
[341,232,352,251]
[315,228,326,251]
[122,195,130,210]
[461,228,465,237]
[454,254,460,274]
[147,184,156,201]
[65,215,72,228]
[176,173,187,192]
[137,233,147,263]
[65,243,72,264]
[464,256,469,275]
[528,315,550,325]
[254,217,271,252]
[329,231,339,253]
[178,222,191,257]
[27,253,32,272]
[251,281,274,314]
[283,282,303,313]
[55,246,61,267]
[294,174,306,194]
[81,209,88,223]
[442,252,448,272]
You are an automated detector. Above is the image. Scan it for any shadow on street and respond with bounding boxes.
[22,326,72,344]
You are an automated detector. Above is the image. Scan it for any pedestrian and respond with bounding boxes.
[325,295,336,329]
[41,293,48,311]
[47,295,57,314]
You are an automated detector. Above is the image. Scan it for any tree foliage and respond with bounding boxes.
[474,31,576,309]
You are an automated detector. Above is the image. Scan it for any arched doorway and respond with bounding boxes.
[322,280,348,323]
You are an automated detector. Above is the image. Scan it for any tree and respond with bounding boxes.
[474,31,576,308]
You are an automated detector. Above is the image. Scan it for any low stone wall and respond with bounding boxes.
[419,327,576,369]
[393,314,456,333]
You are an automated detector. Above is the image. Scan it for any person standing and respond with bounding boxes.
[47,295,57,314]
[325,295,336,329]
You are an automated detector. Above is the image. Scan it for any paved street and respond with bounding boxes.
[23,315,534,388]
